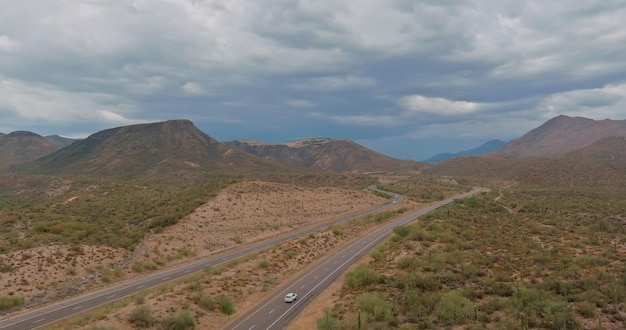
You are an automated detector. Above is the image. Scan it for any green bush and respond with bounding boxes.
[128,305,154,328]
[435,290,474,325]
[0,295,23,310]
[345,265,382,289]
[160,310,195,330]
[356,292,394,323]
[393,225,411,238]
[317,311,340,330]
[219,296,234,315]
[195,294,215,311]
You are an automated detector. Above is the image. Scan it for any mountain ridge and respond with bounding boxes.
[15,119,297,183]
[226,138,423,173]
[496,115,626,158]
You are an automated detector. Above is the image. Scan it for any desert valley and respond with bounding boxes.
[1,115,626,329]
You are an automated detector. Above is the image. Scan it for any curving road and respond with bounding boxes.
[225,187,482,330]
[0,186,404,330]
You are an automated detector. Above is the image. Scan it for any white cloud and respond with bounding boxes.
[398,95,483,116]
[0,77,142,125]
[287,99,315,108]
[294,75,376,91]
[182,82,207,95]
[329,114,397,127]
[0,35,18,52]
[534,83,626,121]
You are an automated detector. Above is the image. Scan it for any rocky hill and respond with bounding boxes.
[517,136,626,187]
[496,115,626,158]
[0,131,59,171]
[16,120,296,183]
[226,138,424,173]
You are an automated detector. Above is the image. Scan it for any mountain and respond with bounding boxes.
[45,135,78,148]
[518,136,626,187]
[226,138,424,173]
[423,140,506,163]
[496,115,626,158]
[0,131,59,171]
[424,136,626,188]
[17,120,296,182]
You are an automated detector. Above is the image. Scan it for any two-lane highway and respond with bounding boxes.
[225,187,482,329]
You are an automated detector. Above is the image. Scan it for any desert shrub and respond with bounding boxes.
[374,211,393,222]
[0,295,23,310]
[317,310,340,330]
[345,264,382,289]
[327,225,343,236]
[219,297,234,315]
[356,292,394,323]
[177,247,194,258]
[575,301,596,318]
[131,262,143,273]
[160,310,195,330]
[435,290,474,325]
[393,225,411,238]
[185,281,201,291]
[401,272,439,292]
[369,249,383,262]
[396,255,419,270]
[195,294,215,311]
[0,261,12,273]
[128,305,154,328]
[87,326,117,330]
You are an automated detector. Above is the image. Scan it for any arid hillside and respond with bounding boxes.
[0,180,389,319]
[226,138,424,173]
[497,115,626,158]
[0,131,59,171]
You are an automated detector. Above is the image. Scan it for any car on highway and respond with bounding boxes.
[284,292,297,303]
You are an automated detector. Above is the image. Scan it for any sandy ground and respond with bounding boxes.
[1,180,404,329]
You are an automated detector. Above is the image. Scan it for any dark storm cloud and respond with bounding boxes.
[1,0,625,159]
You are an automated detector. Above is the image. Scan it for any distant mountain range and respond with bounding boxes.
[3,120,422,183]
[425,116,626,187]
[3,115,626,187]
[14,120,298,182]
[423,140,506,163]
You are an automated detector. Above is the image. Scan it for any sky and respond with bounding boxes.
[1,1,626,161]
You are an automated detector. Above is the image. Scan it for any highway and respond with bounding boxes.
[225,187,482,330]
[0,186,405,330]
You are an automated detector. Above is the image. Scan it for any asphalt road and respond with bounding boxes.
[224,187,482,330]
[0,187,405,330]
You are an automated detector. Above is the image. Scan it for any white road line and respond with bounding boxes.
[136,285,144,289]
[71,305,83,310]
[269,309,274,314]
[248,326,255,330]
[162,277,170,281]
[107,294,116,298]
[32,318,45,324]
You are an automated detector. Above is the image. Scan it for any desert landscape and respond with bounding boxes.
[1,179,420,329]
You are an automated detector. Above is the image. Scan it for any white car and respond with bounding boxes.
[284,292,297,303]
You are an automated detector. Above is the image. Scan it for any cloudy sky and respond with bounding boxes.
[1,1,625,160]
